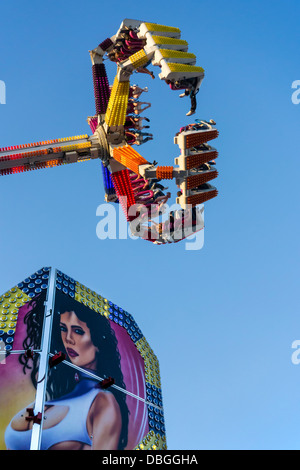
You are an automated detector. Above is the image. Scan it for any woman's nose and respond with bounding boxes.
[65,331,75,344]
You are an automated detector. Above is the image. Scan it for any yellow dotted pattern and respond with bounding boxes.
[135,337,161,388]
[0,287,31,333]
[56,135,89,143]
[144,23,180,34]
[129,49,149,69]
[160,49,196,59]
[105,76,130,127]
[74,282,109,318]
[151,36,188,47]
[135,430,167,450]
[59,141,92,153]
[0,135,89,153]
[167,63,204,74]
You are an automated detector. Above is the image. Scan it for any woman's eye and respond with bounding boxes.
[74,328,85,336]
[60,325,67,332]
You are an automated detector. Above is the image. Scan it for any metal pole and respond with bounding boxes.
[48,353,164,413]
[30,267,56,450]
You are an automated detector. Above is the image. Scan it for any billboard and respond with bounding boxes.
[0,268,166,450]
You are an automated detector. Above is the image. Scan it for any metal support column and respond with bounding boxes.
[30,267,56,450]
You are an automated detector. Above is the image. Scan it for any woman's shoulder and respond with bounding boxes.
[87,389,122,437]
[91,389,121,415]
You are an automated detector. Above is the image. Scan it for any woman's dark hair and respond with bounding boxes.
[19,291,47,382]
[19,289,129,450]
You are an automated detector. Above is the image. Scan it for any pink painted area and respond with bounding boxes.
[0,301,37,450]
[111,322,149,449]
[12,301,35,349]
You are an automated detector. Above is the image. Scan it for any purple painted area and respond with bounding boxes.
[89,117,98,134]
[92,64,110,115]
[99,37,113,51]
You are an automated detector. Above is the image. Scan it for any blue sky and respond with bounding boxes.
[0,0,300,450]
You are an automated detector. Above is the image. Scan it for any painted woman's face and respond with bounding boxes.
[60,311,98,370]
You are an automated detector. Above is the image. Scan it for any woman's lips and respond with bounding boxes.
[67,348,78,358]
